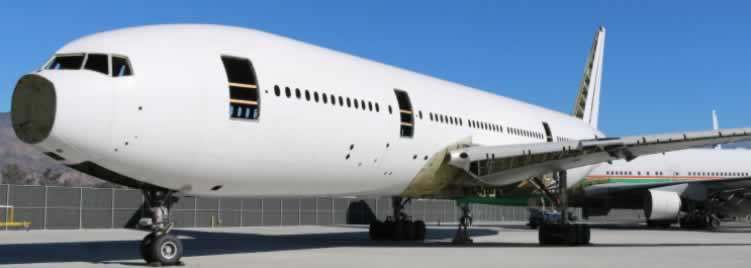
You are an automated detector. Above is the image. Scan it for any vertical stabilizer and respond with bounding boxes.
[572,26,606,129]
[713,110,721,149]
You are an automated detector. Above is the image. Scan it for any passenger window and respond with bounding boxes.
[375,103,380,112]
[305,90,310,101]
[285,87,291,98]
[314,91,319,102]
[322,93,328,104]
[368,102,373,111]
[47,54,85,70]
[111,55,133,77]
[361,100,366,110]
[339,96,344,106]
[346,98,352,107]
[295,88,301,99]
[274,85,281,96]
[221,56,260,120]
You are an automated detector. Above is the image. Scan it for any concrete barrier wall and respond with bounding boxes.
[0,184,534,230]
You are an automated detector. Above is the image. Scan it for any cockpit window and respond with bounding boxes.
[46,54,85,70]
[84,54,109,75]
[111,55,133,77]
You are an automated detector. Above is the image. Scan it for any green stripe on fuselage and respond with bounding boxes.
[601,178,685,184]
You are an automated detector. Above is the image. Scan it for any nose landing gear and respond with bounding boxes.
[138,189,184,266]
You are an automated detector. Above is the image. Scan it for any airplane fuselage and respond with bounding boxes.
[14,25,604,197]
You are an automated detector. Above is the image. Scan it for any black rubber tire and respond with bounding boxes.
[414,220,426,241]
[369,221,382,240]
[148,233,183,266]
[392,222,405,241]
[140,233,157,263]
[404,221,417,241]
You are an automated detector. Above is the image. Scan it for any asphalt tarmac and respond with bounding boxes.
[0,222,749,268]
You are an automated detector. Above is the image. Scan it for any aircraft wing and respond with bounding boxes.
[447,128,751,186]
[583,176,751,198]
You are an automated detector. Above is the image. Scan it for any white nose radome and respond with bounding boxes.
[12,71,113,164]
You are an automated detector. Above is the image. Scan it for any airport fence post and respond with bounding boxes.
[5,185,10,231]
[298,198,302,225]
[280,199,283,226]
[193,197,198,228]
[110,188,115,228]
[43,186,48,230]
[240,198,244,226]
[331,197,335,225]
[217,198,221,227]
[314,197,319,225]
[79,187,83,229]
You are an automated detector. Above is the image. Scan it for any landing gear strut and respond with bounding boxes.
[537,170,590,246]
[452,202,473,244]
[369,197,426,241]
[138,189,184,266]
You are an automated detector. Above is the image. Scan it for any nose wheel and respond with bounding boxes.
[138,189,184,266]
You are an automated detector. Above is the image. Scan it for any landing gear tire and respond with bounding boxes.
[145,233,183,266]
[414,220,426,241]
[539,224,590,246]
[140,233,157,263]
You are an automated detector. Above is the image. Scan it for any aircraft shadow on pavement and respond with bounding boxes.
[1,226,750,266]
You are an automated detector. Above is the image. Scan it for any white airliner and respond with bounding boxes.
[579,111,751,230]
[10,24,751,265]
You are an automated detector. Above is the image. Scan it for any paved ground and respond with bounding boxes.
[1,222,750,268]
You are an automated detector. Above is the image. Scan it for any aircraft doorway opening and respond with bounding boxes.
[542,122,553,142]
[394,89,414,138]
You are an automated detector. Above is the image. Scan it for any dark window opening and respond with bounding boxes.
[346,98,352,107]
[339,96,344,106]
[111,55,133,77]
[322,93,328,104]
[394,89,414,138]
[47,54,85,70]
[285,87,291,98]
[368,102,373,111]
[375,103,380,112]
[314,92,320,102]
[353,99,359,109]
[361,100,366,110]
[221,56,260,120]
[84,53,109,75]
[305,90,311,101]
[274,85,281,96]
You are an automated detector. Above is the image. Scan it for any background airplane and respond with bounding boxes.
[9,25,751,265]
[577,111,751,230]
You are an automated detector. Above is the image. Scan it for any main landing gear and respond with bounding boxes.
[138,189,184,266]
[369,197,426,241]
[680,210,721,231]
[536,171,590,246]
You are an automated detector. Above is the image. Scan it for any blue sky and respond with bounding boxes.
[1,1,749,135]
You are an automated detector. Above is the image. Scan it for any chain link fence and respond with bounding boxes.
[0,184,534,230]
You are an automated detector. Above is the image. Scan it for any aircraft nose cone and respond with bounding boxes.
[11,74,57,144]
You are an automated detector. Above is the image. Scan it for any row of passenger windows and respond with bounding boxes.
[688,171,749,177]
[508,127,544,140]
[272,85,390,114]
[607,171,666,176]
[606,170,751,177]
[556,136,575,142]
